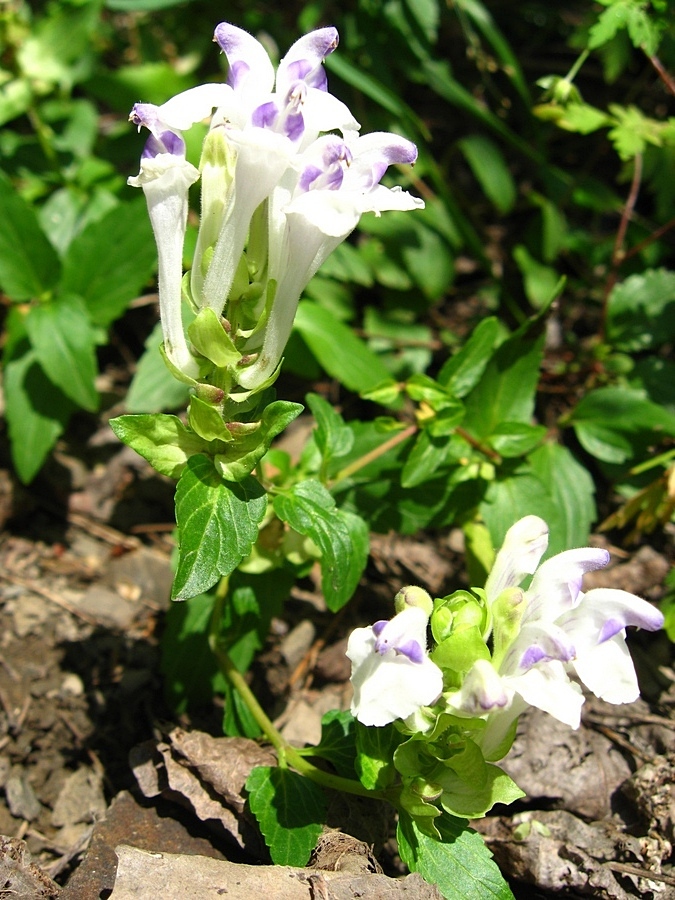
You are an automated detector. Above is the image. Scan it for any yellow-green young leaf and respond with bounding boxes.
[173,456,267,600]
[25,293,98,412]
[110,414,211,478]
[188,307,241,367]
[246,767,325,866]
[397,812,515,900]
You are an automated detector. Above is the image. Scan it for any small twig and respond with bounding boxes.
[590,722,653,763]
[607,861,675,888]
[584,710,675,732]
[0,571,100,626]
[455,426,503,464]
[601,153,643,339]
[67,512,140,550]
[331,423,417,486]
[648,54,675,98]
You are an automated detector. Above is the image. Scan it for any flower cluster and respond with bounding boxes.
[129,23,423,391]
[348,517,664,760]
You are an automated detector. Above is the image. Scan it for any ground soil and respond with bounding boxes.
[0,407,673,899]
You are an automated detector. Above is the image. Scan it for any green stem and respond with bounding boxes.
[564,49,589,84]
[209,581,382,801]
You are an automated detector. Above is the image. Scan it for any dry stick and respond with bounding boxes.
[601,153,643,342]
[607,862,675,888]
[648,54,675,98]
[0,571,100,626]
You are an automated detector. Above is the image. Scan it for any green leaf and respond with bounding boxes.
[3,349,75,483]
[273,480,369,611]
[25,294,98,412]
[246,767,326,866]
[569,386,675,465]
[437,317,501,396]
[512,245,560,309]
[458,135,516,215]
[160,591,225,713]
[306,393,354,467]
[355,721,402,791]
[293,301,392,394]
[60,197,156,327]
[306,710,357,779]
[463,320,545,439]
[173,456,267,600]
[527,443,596,553]
[487,422,547,458]
[126,322,191,412]
[607,269,675,352]
[214,401,304,482]
[188,308,241,367]
[397,812,515,900]
[401,431,458,489]
[0,175,61,300]
[110,414,209,478]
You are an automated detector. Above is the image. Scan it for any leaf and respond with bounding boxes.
[3,349,75,484]
[401,431,457,489]
[126,322,191,412]
[110,414,209,478]
[273,480,369,611]
[487,422,547,458]
[437,317,501,396]
[25,294,98,412]
[173,456,267,600]
[60,197,157,327]
[397,812,515,900]
[0,175,61,300]
[246,767,326,866]
[569,386,675,465]
[160,591,226,713]
[527,443,596,553]
[606,268,675,352]
[355,721,402,790]
[293,301,392,394]
[462,320,545,439]
[306,710,357,779]
[214,401,304,482]
[512,245,560,309]
[458,135,516,215]
[306,393,354,467]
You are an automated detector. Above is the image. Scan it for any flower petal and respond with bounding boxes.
[276,27,339,94]
[509,661,584,729]
[484,516,549,604]
[572,635,639,704]
[213,23,275,102]
[524,547,610,624]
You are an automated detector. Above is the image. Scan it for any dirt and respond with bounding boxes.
[0,430,673,899]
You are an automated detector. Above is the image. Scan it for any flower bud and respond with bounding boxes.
[394,585,433,617]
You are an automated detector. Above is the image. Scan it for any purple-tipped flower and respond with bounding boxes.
[447,517,664,756]
[347,606,443,727]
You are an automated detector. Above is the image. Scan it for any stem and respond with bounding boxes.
[601,153,642,340]
[455,426,502,464]
[648,55,675,98]
[564,49,589,84]
[209,581,382,800]
[331,423,417,486]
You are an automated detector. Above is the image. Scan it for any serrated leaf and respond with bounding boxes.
[607,268,675,352]
[60,197,156,327]
[214,401,303,482]
[306,710,357,779]
[294,301,392,394]
[246,767,326,866]
[3,349,75,483]
[173,456,267,599]
[0,175,61,300]
[110,414,209,478]
[25,294,98,412]
[355,721,402,790]
[397,812,514,900]
[273,480,368,611]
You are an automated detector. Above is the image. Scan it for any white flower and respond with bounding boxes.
[347,606,443,727]
[128,22,423,390]
[447,517,664,755]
